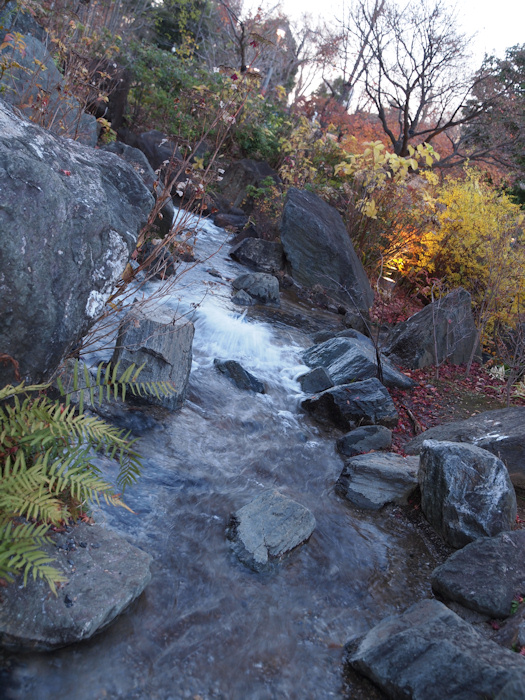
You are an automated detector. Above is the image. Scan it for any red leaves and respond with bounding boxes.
[59,169,72,176]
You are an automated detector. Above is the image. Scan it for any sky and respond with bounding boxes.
[272,0,524,67]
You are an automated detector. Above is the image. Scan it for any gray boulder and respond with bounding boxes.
[336,452,419,510]
[214,359,265,393]
[298,366,334,394]
[0,32,97,145]
[111,305,194,411]
[302,336,415,390]
[406,407,525,488]
[0,523,152,652]
[496,678,525,700]
[0,99,153,386]
[431,530,525,619]
[336,425,392,457]
[383,287,479,368]
[345,598,525,700]
[419,440,516,549]
[232,272,280,306]
[229,238,284,274]
[280,188,373,311]
[301,378,399,431]
[227,491,316,572]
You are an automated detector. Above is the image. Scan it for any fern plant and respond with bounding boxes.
[0,361,174,593]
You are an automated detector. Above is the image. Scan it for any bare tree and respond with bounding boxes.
[354,0,492,157]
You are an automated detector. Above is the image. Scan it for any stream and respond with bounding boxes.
[1,214,442,700]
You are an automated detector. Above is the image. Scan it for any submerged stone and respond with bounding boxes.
[227,491,316,572]
[214,359,265,393]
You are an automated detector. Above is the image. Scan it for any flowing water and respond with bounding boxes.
[1,216,441,700]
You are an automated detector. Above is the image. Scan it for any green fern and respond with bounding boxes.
[0,361,175,593]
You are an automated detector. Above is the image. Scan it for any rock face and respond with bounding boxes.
[336,452,419,510]
[229,238,284,274]
[431,530,525,619]
[406,407,525,488]
[302,336,415,390]
[112,306,194,411]
[419,440,516,548]
[227,491,316,572]
[336,425,392,457]
[301,379,399,431]
[0,21,97,145]
[217,159,280,212]
[0,99,154,386]
[102,141,175,238]
[280,188,374,311]
[0,523,152,652]
[232,272,280,306]
[383,287,479,368]
[214,359,265,393]
[345,598,525,700]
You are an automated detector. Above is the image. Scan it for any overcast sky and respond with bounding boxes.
[272,0,523,67]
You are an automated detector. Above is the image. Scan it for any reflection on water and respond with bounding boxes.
[1,216,438,700]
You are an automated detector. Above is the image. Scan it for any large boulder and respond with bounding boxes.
[229,237,284,274]
[345,598,525,700]
[301,378,399,430]
[431,530,525,619]
[383,287,479,368]
[419,440,516,549]
[111,305,194,411]
[302,336,415,390]
[0,28,97,145]
[232,272,280,306]
[336,452,419,510]
[280,188,373,311]
[0,523,152,652]
[0,99,154,386]
[406,407,525,488]
[227,491,316,572]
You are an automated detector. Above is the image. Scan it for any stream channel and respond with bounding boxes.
[1,214,442,700]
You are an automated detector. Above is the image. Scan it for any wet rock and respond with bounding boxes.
[431,530,525,618]
[336,452,419,510]
[229,238,284,274]
[227,491,316,572]
[383,287,479,369]
[345,598,525,700]
[302,336,415,390]
[419,440,516,549]
[137,240,178,279]
[0,99,153,386]
[406,407,525,488]
[111,305,194,411]
[336,425,392,457]
[0,523,152,652]
[231,289,255,306]
[298,367,333,394]
[301,378,398,431]
[214,212,249,231]
[232,272,280,306]
[214,359,265,393]
[280,188,374,311]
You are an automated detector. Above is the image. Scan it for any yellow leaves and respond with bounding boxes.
[362,198,378,219]
[32,58,47,72]
[193,156,205,170]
